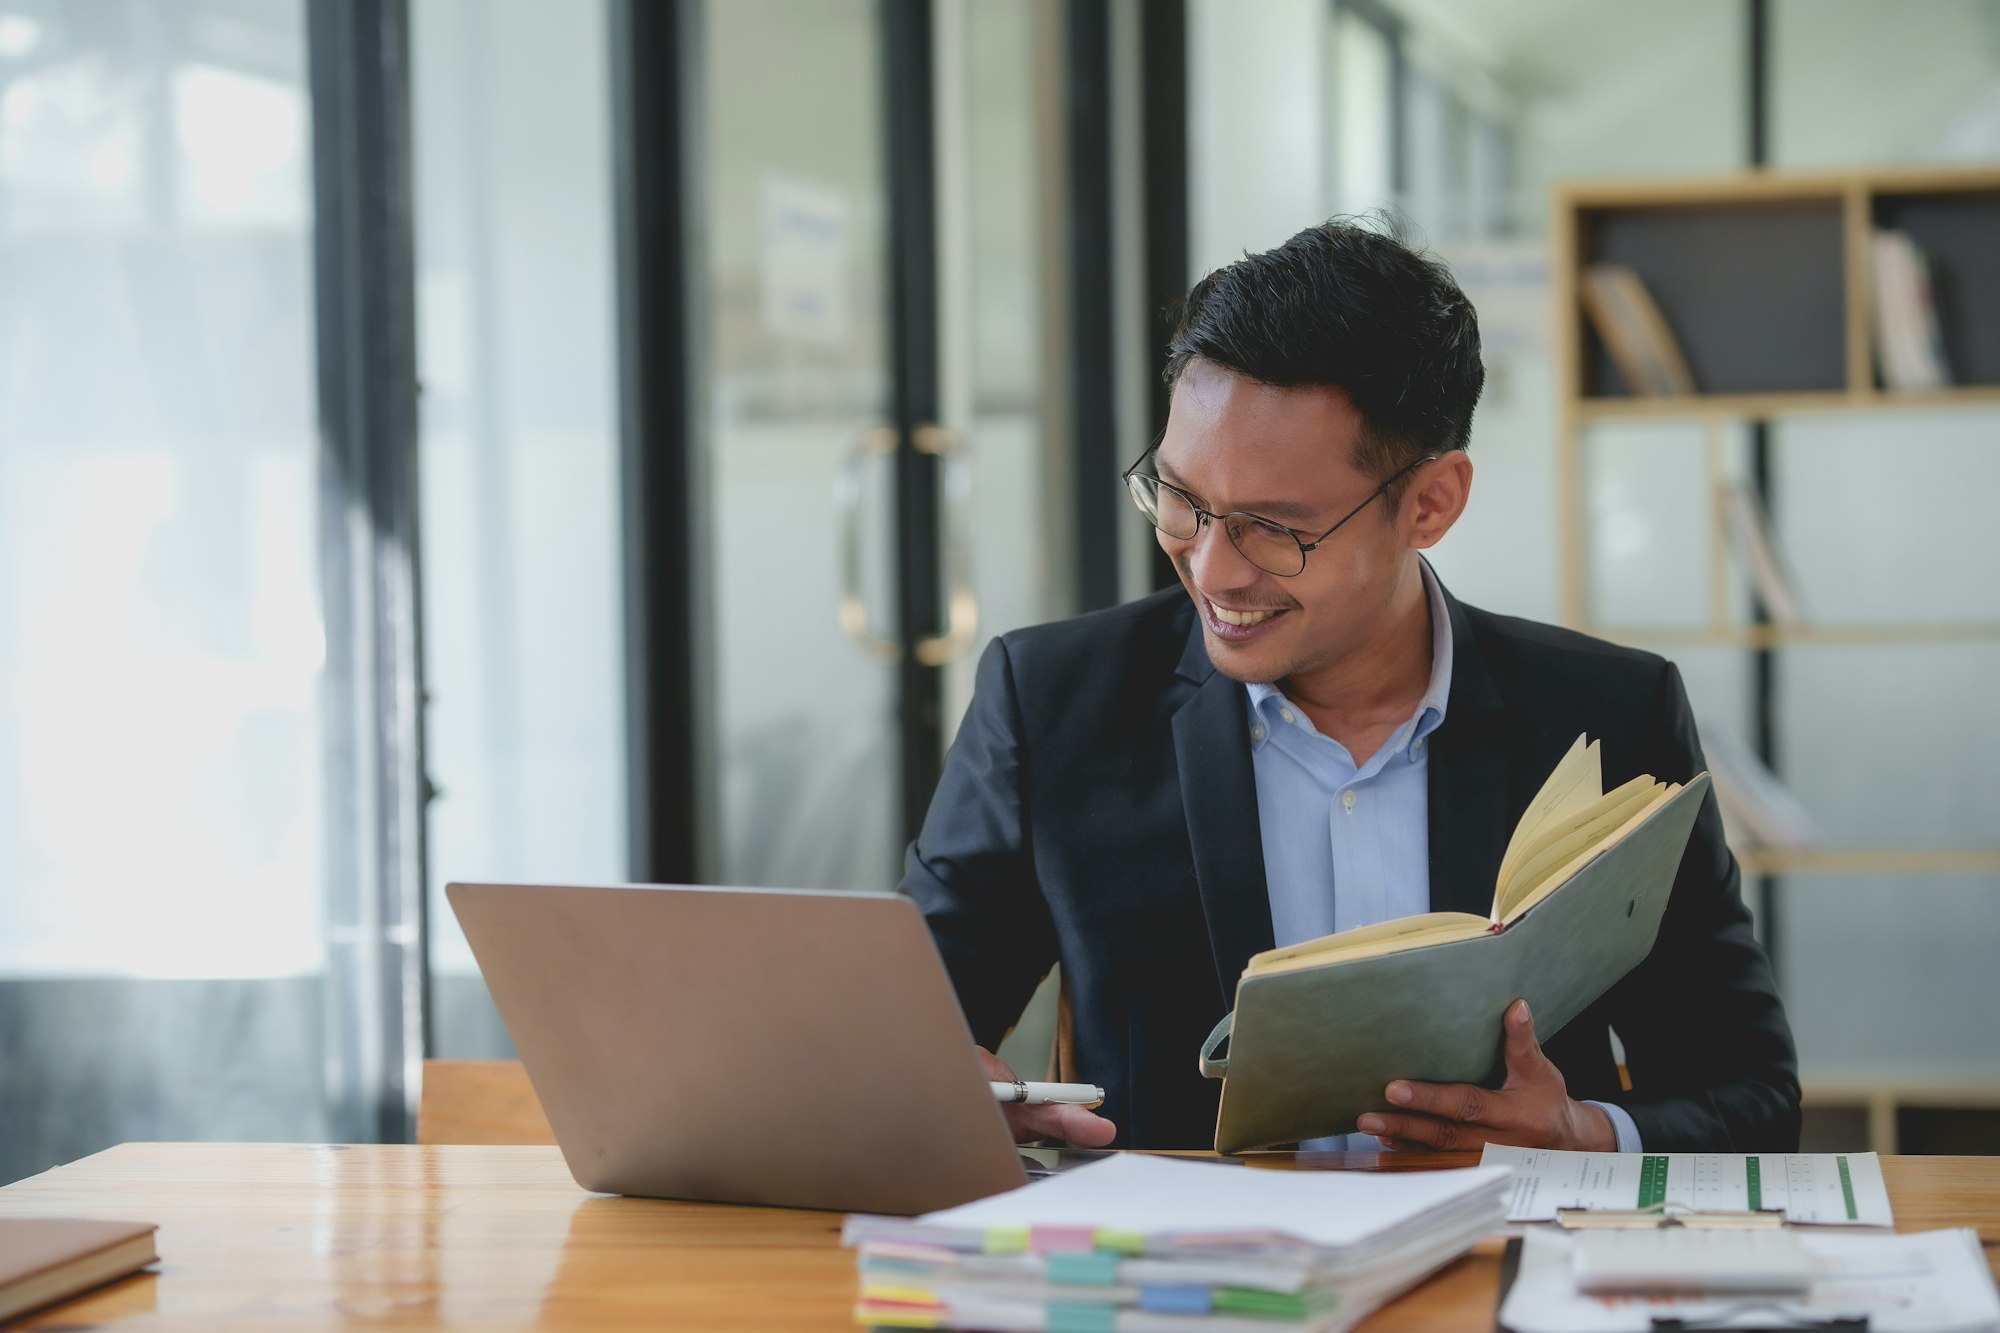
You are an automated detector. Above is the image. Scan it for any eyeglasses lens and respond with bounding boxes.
[1128,473,1196,539]
[1223,513,1307,577]
[1127,474,1304,577]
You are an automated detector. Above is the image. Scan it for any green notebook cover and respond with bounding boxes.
[1202,774,1710,1155]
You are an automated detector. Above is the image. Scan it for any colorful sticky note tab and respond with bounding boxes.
[1092,1228,1146,1255]
[981,1225,1029,1255]
[1046,1251,1120,1286]
[1046,1301,1117,1333]
[857,1282,943,1306]
[1215,1286,1311,1319]
[1139,1283,1212,1315]
[1029,1224,1097,1254]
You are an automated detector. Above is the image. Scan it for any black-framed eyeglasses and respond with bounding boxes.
[1121,448,1437,578]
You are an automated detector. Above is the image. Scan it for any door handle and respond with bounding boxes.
[836,425,980,665]
[912,424,979,667]
[836,427,900,661]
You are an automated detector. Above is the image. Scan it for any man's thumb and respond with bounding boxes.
[1505,998,1542,1068]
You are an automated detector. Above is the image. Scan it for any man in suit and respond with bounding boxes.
[903,220,1799,1153]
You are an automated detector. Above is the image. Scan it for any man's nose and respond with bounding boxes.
[1186,516,1262,590]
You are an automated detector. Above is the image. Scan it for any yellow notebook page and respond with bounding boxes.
[1493,735,1603,901]
[1493,774,1661,919]
[1243,911,1492,978]
[1496,780,1681,925]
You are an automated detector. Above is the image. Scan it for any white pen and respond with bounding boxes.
[990,1080,1105,1107]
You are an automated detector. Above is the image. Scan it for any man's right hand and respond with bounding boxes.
[976,1046,1117,1147]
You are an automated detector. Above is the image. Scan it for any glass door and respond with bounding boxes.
[691,0,1075,892]
[696,0,918,890]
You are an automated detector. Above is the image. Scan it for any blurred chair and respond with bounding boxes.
[416,1060,556,1145]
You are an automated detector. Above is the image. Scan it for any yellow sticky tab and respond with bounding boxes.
[1094,1228,1146,1255]
[859,1283,940,1305]
[982,1225,1030,1254]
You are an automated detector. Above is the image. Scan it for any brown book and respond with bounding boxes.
[1580,265,1659,395]
[1580,263,1697,395]
[0,1218,158,1324]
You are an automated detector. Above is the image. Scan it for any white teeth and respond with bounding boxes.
[1211,604,1279,627]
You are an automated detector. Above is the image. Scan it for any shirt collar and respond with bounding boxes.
[1244,558,1454,758]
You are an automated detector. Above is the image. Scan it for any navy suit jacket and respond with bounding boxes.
[902,580,1801,1152]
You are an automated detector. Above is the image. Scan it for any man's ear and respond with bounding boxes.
[1407,450,1472,550]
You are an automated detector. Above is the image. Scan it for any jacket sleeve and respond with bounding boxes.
[1605,661,1802,1151]
[899,636,1058,1050]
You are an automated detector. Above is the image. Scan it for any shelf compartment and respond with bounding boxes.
[1578,198,1848,399]
[1871,188,2000,389]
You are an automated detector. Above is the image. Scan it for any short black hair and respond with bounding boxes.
[1164,216,1484,495]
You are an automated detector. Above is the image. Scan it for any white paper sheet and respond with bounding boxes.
[912,1152,1512,1250]
[1481,1145,1894,1227]
[1499,1226,2000,1333]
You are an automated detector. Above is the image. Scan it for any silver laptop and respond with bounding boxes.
[445,881,1033,1214]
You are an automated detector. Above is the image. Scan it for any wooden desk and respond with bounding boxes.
[1,1144,1995,1330]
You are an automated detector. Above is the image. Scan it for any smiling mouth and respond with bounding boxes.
[1201,595,1291,637]
[1211,604,1281,627]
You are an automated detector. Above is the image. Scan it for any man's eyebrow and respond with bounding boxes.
[1153,457,1323,525]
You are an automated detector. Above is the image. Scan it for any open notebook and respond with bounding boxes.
[1245,736,1686,977]
[1200,735,1710,1153]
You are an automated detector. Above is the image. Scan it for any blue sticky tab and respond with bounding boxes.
[1139,1284,1211,1315]
[1047,1301,1117,1333]
[1046,1251,1120,1286]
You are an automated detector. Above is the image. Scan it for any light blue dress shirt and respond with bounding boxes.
[1247,561,1641,1153]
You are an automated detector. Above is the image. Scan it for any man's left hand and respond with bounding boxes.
[1355,999,1616,1152]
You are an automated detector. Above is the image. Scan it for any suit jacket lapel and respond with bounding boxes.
[1426,580,1515,919]
[1169,622,1275,1008]
[1166,577,1516,996]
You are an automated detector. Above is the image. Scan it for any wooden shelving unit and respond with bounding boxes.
[1552,165,2000,754]
[1554,164,2000,640]
[1552,167,2000,1149]
[1802,1079,2000,1155]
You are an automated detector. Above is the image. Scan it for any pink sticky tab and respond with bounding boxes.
[1029,1225,1096,1254]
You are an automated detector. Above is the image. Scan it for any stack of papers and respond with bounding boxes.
[842,1153,1510,1331]
[1500,1227,2000,1332]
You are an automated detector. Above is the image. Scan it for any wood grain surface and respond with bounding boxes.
[0,1143,1993,1330]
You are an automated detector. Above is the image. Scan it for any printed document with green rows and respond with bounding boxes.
[1480,1145,1893,1227]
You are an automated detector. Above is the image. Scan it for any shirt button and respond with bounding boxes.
[1341,789,1357,811]
[1250,725,1266,742]
[1413,738,1425,753]
[1280,709,1296,725]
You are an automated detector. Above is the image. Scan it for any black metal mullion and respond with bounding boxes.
[306,0,426,1142]
[1746,0,1781,978]
[609,0,700,886]
[1068,0,1120,613]
[1142,0,1188,593]
[882,0,946,844]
